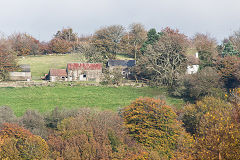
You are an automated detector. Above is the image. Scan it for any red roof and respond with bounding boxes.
[67,63,102,70]
[49,69,67,77]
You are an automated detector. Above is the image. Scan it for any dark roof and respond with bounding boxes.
[49,69,67,77]
[108,60,136,67]
[67,63,102,70]
[19,64,30,72]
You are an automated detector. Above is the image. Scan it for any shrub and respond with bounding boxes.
[0,106,17,124]
[19,110,49,139]
[122,97,193,159]
[0,123,49,159]
[45,107,77,129]
[171,67,225,100]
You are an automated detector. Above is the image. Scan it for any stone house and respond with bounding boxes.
[9,64,32,81]
[67,63,102,82]
[107,60,136,78]
[46,69,68,82]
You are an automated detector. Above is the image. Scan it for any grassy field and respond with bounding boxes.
[0,85,184,116]
[18,53,85,80]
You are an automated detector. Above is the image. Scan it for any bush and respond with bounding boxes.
[45,107,78,129]
[171,67,225,100]
[18,110,48,139]
[122,97,193,159]
[0,106,17,124]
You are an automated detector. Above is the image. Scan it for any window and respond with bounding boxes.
[83,74,87,78]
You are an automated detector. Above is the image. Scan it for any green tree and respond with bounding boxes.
[140,28,161,53]
[221,41,239,57]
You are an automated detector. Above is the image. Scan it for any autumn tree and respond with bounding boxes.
[48,108,147,159]
[193,33,217,68]
[183,97,240,159]
[122,97,193,159]
[228,29,240,53]
[78,42,104,63]
[48,38,72,54]
[92,25,125,59]
[120,23,147,59]
[0,123,49,159]
[215,55,240,89]
[0,38,17,81]
[8,33,40,56]
[135,27,189,86]
[54,27,78,42]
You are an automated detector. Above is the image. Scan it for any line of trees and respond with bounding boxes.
[0,23,239,89]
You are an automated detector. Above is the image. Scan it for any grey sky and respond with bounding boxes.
[0,0,240,42]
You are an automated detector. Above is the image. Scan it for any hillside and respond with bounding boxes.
[18,53,85,80]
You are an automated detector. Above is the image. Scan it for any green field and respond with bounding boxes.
[0,85,184,116]
[18,53,85,80]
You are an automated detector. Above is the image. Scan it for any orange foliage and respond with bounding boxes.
[49,38,72,54]
[0,123,49,159]
[122,97,193,159]
[48,110,147,160]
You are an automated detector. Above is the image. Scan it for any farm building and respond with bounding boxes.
[107,60,136,78]
[67,63,102,82]
[9,64,32,81]
[46,69,67,82]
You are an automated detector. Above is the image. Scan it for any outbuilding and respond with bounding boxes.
[46,69,67,82]
[9,64,32,81]
[67,63,102,82]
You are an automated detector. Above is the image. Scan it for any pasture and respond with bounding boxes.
[0,85,184,116]
[18,53,85,80]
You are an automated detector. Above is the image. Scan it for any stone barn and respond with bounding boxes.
[9,64,32,81]
[107,60,136,78]
[46,69,67,82]
[67,63,102,82]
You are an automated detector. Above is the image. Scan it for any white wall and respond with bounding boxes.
[187,65,199,74]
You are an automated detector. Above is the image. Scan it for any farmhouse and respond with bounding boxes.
[9,64,32,81]
[186,52,200,74]
[67,63,102,82]
[46,69,67,82]
[107,60,136,78]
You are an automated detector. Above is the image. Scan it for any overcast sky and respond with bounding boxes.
[1,0,240,42]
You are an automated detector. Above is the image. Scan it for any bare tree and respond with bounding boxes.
[136,27,189,86]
